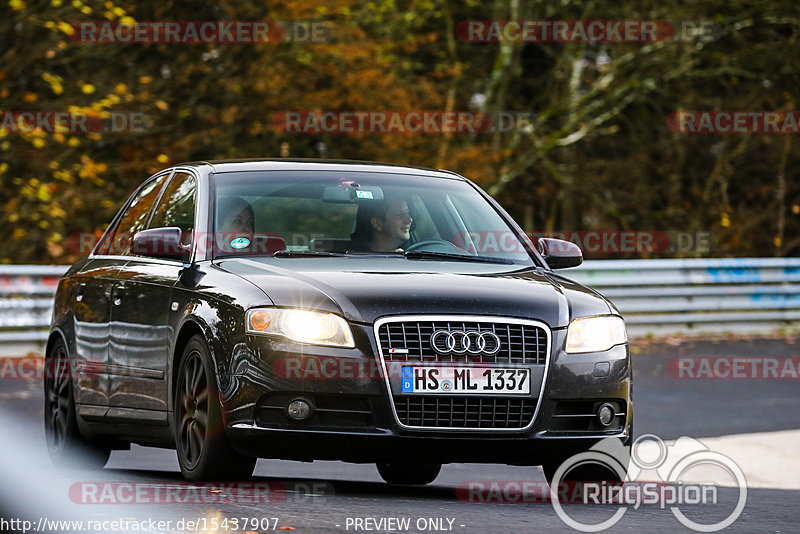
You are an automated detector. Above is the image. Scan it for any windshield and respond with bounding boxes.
[211,170,536,266]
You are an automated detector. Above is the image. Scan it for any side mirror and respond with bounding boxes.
[131,227,190,260]
[537,238,583,269]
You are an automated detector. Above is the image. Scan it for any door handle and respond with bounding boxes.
[76,283,86,302]
[113,286,125,306]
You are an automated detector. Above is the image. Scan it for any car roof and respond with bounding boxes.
[174,158,466,180]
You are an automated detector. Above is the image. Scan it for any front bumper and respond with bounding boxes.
[219,322,632,465]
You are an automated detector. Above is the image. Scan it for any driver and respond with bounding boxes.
[349,198,413,252]
[217,196,255,253]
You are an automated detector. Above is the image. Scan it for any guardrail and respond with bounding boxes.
[0,265,66,352]
[567,257,800,336]
[0,258,798,355]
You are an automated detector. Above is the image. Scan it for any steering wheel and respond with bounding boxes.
[405,239,465,253]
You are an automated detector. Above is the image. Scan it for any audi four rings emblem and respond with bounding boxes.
[430,330,501,355]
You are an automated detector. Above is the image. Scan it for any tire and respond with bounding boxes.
[44,338,111,468]
[174,335,256,481]
[377,462,441,485]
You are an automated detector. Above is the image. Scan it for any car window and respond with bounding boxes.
[406,195,440,242]
[249,197,357,247]
[212,171,535,265]
[148,172,197,249]
[104,173,170,256]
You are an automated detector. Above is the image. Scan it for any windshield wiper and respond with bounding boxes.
[273,250,347,258]
[403,250,514,264]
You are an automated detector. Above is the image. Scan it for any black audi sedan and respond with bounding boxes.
[45,159,631,484]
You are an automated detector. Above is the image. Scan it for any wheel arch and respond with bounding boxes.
[170,313,235,411]
[46,328,69,358]
[45,328,74,400]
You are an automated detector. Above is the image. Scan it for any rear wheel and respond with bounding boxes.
[377,462,441,485]
[174,335,256,481]
[44,338,110,468]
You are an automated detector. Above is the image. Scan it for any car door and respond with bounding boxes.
[71,173,171,414]
[70,260,122,412]
[108,171,197,419]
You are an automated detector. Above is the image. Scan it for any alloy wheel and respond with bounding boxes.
[45,344,71,452]
[177,349,209,469]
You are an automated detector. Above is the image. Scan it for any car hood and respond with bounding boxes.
[215,257,612,328]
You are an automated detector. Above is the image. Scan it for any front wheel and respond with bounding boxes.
[376,462,441,485]
[174,335,256,481]
[44,338,110,468]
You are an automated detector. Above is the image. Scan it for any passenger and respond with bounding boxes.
[218,197,254,236]
[350,198,413,252]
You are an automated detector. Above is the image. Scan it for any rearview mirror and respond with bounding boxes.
[322,184,384,203]
[131,227,190,260]
[537,238,583,269]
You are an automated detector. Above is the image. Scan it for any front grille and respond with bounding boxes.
[394,396,536,429]
[377,319,547,365]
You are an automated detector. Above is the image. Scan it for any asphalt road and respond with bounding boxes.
[1,338,798,534]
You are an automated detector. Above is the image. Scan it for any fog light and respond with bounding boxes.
[286,398,313,421]
[597,403,616,427]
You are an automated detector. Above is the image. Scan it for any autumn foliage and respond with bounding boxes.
[1,0,799,263]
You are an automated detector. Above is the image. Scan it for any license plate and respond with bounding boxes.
[400,366,530,395]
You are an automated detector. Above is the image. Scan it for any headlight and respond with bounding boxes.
[246,308,355,348]
[565,315,627,353]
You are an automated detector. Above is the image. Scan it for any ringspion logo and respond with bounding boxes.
[549,436,747,532]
